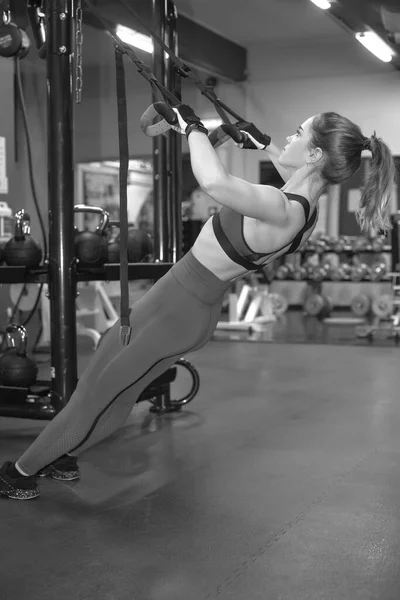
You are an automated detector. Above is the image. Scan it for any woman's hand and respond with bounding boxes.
[172,105,208,137]
[235,122,271,150]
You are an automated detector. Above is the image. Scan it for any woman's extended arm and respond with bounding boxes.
[187,130,289,225]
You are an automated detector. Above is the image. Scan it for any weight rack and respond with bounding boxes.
[0,0,189,419]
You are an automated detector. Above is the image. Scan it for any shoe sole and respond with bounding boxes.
[38,469,80,482]
[1,489,40,500]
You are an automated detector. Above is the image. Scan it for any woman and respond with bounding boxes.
[0,106,396,500]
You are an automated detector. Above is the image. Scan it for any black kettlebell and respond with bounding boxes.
[74,205,109,267]
[4,210,42,267]
[0,324,38,388]
[105,220,121,263]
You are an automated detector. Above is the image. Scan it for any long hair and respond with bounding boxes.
[310,112,397,235]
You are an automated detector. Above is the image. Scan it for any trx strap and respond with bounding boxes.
[117,0,245,126]
[84,0,247,142]
[115,47,132,346]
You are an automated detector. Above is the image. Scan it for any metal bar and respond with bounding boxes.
[165,0,182,263]
[46,0,78,410]
[152,0,169,262]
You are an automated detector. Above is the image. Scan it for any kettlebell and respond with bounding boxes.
[4,210,42,267]
[105,220,121,263]
[74,205,109,267]
[0,324,38,388]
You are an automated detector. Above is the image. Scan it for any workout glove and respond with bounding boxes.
[235,122,271,150]
[172,105,208,138]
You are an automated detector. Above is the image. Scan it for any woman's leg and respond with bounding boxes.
[16,271,222,475]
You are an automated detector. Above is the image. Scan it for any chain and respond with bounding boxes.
[75,0,83,103]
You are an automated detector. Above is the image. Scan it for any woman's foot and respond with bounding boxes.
[0,462,39,500]
[37,455,80,481]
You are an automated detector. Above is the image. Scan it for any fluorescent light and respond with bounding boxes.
[309,0,331,9]
[115,25,153,54]
[202,118,223,131]
[355,31,394,63]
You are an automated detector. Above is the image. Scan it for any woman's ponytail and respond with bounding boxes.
[356,134,397,235]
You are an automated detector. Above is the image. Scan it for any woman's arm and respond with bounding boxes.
[187,131,290,225]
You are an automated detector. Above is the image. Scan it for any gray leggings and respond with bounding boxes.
[18,251,230,475]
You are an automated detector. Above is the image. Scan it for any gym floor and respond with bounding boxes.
[1,324,400,599]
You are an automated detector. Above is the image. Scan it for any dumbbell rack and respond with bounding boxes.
[270,236,392,317]
[355,272,400,344]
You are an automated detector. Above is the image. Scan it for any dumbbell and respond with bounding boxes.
[350,293,372,317]
[371,236,385,252]
[303,294,333,319]
[372,295,393,319]
[370,262,387,281]
[351,263,371,281]
[269,293,289,316]
[292,266,308,280]
[311,266,327,282]
[353,237,369,252]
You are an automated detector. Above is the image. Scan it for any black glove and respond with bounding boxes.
[235,121,271,150]
[173,104,208,137]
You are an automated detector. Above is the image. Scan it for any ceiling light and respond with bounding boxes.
[115,25,153,54]
[309,0,331,9]
[355,31,394,63]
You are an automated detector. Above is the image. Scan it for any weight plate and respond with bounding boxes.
[304,293,324,316]
[350,293,371,317]
[372,295,393,319]
[270,293,289,316]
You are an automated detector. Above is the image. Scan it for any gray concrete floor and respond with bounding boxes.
[1,340,400,600]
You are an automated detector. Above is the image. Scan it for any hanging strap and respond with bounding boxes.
[115,47,132,346]
[116,0,245,125]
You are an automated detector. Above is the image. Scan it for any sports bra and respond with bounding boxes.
[212,192,317,271]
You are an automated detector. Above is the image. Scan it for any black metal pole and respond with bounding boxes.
[152,0,169,262]
[46,0,77,410]
[166,0,182,263]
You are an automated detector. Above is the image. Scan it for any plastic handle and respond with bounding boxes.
[140,102,178,137]
[6,324,28,355]
[74,205,110,233]
[208,124,246,148]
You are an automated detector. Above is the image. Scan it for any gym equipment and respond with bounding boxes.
[353,237,369,252]
[269,293,289,317]
[370,262,387,281]
[311,266,327,282]
[0,324,38,388]
[74,205,109,267]
[0,201,13,244]
[138,358,200,413]
[371,236,385,252]
[0,243,3,264]
[350,293,372,317]
[3,210,42,267]
[217,278,277,333]
[9,283,41,312]
[292,265,308,280]
[127,228,154,262]
[105,221,121,263]
[303,294,332,318]
[372,295,393,319]
[351,263,371,281]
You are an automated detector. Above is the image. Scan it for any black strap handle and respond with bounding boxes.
[115,47,132,346]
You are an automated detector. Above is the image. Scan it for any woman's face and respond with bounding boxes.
[278,116,317,169]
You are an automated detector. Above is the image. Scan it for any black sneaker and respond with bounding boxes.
[37,455,80,481]
[0,462,39,500]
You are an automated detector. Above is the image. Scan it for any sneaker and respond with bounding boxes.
[37,455,80,481]
[0,462,39,500]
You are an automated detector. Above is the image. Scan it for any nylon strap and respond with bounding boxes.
[116,0,245,124]
[115,47,132,346]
